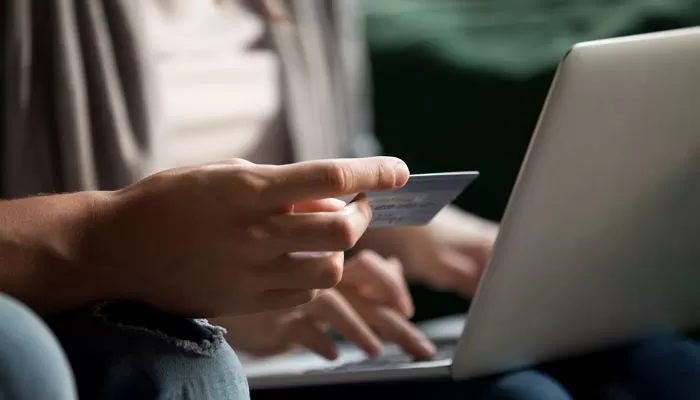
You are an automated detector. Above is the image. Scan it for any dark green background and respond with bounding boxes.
[363,0,700,322]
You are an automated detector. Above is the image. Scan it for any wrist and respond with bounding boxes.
[1,190,119,314]
[57,190,120,305]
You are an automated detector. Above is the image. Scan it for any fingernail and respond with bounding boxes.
[421,339,436,356]
[367,340,383,358]
[325,348,339,360]
[403,301,415,318]
[393,160,410,187]
[362,334,383,358]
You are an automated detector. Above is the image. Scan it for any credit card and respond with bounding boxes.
[340,171,479,228]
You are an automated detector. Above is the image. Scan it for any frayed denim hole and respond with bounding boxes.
[92,302,227,356]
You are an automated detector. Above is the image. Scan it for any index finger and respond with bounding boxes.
[305,290,382,357]
[259,157,410,208]
[346,293,435,360]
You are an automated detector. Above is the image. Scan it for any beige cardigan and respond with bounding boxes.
[0,0,379,198]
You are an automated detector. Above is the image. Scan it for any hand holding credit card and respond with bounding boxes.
[339,171,479,228]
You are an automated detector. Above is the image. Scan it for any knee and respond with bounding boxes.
[599,334,700,400]
[628,334,700,364]
[47,301,249,400]
[463,370,572,400]
[619,334,700,378]
[0,293,77,400]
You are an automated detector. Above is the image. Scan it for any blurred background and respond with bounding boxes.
[360,0,700,321]
[136,0,700,324]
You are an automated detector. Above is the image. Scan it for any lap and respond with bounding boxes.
[253,370,571,400]
[0,293,77,400]
[253,334,700,400]
[544,334,700,400]
[6,290,694,400]
[46,301,250,400]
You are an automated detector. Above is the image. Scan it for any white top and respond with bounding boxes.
[143,0,290,172]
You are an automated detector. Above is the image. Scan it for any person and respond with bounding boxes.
[0,155,412,398]
[136,0,497,361]
[1,1,699,400]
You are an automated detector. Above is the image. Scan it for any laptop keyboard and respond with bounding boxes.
[305,343,456,374]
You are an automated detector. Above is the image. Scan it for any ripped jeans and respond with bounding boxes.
[4,290,700,400]
[0,293,249,400]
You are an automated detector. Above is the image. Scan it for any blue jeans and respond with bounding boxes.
[2,292,699,400]
[0,293,249,400]
[0,294,76,400]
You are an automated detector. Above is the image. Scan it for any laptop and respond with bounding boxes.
[244,26,700,389]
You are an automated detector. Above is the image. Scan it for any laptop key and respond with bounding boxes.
[313,345,456,373]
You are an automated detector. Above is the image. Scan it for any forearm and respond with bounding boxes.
[0,191,111,314]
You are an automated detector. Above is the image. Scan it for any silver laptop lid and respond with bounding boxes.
[454,27,700,380]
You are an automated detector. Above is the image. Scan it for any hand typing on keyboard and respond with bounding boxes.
[305,343,457,374]
[214,249,436,361]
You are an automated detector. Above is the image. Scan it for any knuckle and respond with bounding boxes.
[232,167,267,199]
[259,216,290,241]
[329,216,358,249]
[228,158,255,166]
[315,289,335,302]
[324,162,351,193]
[375,159,393,188]
[354,197,373,225]
[441,267,475,289]
[238,218,286,250]
[300,289,319,305]
[354,250,379,266]
[436,252,458,269]
[387,261,404,279]
[475,240,495,265]
[287,290,318,308]
[243,224,272,244]
[317,256,344,288]
[306,289,334,310]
